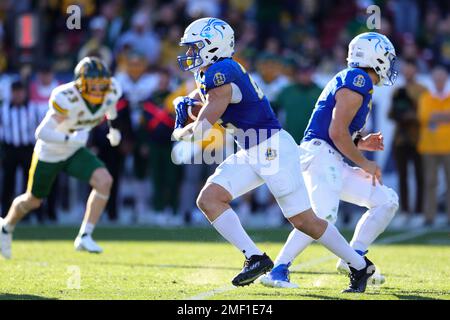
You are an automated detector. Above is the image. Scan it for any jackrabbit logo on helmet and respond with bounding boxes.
[200,19,227,39]
[360,33,393,53]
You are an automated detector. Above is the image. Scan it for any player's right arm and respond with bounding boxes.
[35,113,88,145]
[329,88,382,185]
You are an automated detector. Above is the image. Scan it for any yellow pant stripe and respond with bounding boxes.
[26,152,39,193]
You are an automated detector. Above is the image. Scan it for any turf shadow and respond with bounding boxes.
[0,293,56,300]
[243,291,344,300]
[392,294,441,300]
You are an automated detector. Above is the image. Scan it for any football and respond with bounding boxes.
[185,100,204,125]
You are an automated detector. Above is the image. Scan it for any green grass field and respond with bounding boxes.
[0,226,449,300]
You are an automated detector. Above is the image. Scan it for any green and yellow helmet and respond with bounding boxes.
[74,56,111,105]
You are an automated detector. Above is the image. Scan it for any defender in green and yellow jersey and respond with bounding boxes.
[0,57,122,258]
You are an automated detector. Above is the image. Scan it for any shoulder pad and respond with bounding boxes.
[49,82,79,116]
[204,59,236,92]
[342,68,373,95]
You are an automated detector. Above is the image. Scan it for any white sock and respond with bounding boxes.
[79,222,95,236]
[316,222,366,270]
[212,209,263,258]
[274,229,313,266]
[1,222,14,233]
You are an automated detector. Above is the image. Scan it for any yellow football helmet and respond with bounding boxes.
[74,56,112,105]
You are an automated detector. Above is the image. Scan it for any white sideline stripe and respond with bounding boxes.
[187,228,432,300]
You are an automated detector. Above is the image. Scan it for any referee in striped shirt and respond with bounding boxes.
[0,80,40,215]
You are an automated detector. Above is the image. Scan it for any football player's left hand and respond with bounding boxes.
[107,128,121,147]
[358,132,384,151]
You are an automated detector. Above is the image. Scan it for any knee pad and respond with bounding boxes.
[369,186,399,220]
[265,169,300,198]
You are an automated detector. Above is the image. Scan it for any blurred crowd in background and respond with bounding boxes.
[0,0,449,229]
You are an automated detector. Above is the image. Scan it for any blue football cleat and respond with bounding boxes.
[259,263,299,288]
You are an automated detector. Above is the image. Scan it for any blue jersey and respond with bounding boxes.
[303,68,373,151]
[195,58,281,149]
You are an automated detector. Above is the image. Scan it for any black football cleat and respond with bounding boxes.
[232,253,274,287]
[342,256,376,293]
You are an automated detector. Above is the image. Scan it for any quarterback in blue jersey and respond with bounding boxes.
[260,32,400,289]
[173,18,376,292]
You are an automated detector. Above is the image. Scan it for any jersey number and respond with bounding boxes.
[62,89,79,103]
[237,62,264,100]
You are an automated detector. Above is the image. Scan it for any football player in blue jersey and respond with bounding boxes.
[173,18,376,292]
[260,32,400,289]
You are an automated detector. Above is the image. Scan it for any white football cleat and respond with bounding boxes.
[336,258,386,285]
[0,217,12,259]
[74,234,103,253]
[259,274,300,289]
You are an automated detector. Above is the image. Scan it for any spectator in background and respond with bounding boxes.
[159,25,183,72]
[401,37,429,74]
[283,13,317,51]
[115,50,159,218]
[99,0,125,49]
[115,51,159,110]
[319,45,348,74]
[154,3,178,38]
[59,0,96,17]
[51,34,75,75]
[29,62,60,121]
[251,53,290,104]
[0,38,7,75]
[391,0,419,35]
[142,69,180,219]
[433,16,450,70]
[254,0,282,46]
[418,66,450,226]
[276,62,321,144]
[78,16,113,68]
[185,0,220,19]
[115,11,161,66]
[389,59,426,222]
[0,81,39,217]
[0,69,12,107]
[417,6,440,56]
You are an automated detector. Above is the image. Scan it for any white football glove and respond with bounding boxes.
[69,129,89,146]
[107,128,121,147]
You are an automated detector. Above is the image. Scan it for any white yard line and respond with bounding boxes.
[187,227,434,300]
